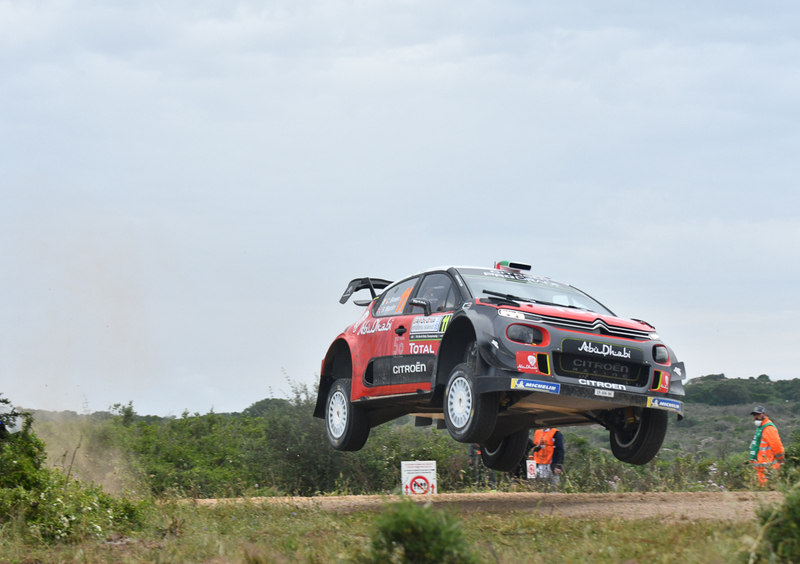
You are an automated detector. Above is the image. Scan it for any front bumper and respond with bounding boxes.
[474,368,684,419]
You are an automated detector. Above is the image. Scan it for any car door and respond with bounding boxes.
[359,277,419,396]
[394,273,460,391]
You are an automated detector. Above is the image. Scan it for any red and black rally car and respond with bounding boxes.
[314,262,686,471]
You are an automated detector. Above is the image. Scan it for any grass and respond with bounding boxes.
[0,499,758,563]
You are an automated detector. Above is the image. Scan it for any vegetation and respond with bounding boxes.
[0,395,146,544]
[361,500,477,564]
[5,374,800,560]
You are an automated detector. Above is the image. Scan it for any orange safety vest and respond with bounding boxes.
[753,417,784,468]
[533,428,558,465]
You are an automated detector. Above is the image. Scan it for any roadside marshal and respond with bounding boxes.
[401,460,437,495]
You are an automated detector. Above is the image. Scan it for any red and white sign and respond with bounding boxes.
[526,459,536,479]
[516,351,546,376]
[401,461,437,495]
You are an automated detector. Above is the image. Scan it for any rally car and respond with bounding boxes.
[314,262,686,471]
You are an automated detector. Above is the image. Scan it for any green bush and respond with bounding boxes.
[0,395,148,543]
[364,500,477,564]
[0,401,48,491]
[0,469,146,542]
[758,486,800,561]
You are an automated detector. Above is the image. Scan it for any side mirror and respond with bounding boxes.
[409,298,431,316]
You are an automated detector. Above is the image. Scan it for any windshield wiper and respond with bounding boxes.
[482,290,538,304]
[482,290,587,310]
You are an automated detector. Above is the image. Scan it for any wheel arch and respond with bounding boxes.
[313,338,353,419]
[436,317,477,385]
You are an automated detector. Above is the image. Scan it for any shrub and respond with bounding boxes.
[758,486,800,561]
[365,500,477,564]
[0,469,146,542]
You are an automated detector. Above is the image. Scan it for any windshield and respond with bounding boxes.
[456,268,614,316]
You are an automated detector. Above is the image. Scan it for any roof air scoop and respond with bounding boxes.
[494,260,531,272]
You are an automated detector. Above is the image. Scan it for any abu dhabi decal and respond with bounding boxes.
[352,309,371,333]
[511,379,560,394]
[409,315,452,341]
[515,351,548,376]
[578,378,628,391]
[578,341,631,359]
[563,339,644,363]
[647,397,683,413]
[356,319,393,336]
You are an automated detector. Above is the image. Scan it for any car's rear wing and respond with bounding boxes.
[339,277,393,305]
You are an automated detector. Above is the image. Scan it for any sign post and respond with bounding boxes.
[401,460,437,495]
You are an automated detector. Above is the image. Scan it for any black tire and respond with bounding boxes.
[481,428,531,473]
[609,407,668,465]
[325,380,370,451]
[443,362,499,444]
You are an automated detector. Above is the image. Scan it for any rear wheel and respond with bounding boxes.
[326,380,370,451]
[443,363,499,444]
[481,428,531,472]
[609,407,668,465]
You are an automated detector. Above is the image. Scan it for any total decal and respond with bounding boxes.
[356,318,393,336]
[409,314,452,341]
[646,397,683,414]
[409,342,436,354]
[515,351,548,376]
[510,378,560,394]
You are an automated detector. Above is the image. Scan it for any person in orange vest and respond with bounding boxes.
[749,406,784,487]
[532,427,565,486]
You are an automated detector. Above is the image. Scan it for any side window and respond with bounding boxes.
[412,273,459,314]
[374,278,418,317]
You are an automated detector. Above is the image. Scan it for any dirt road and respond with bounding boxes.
[194,491,782,522]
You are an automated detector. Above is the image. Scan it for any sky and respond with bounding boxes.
[2,0,799,416]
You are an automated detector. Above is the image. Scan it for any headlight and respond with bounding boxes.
[653,345,669,365]
[506,324,544,345]
[498,309,525,320]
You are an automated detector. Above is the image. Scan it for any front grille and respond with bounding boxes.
[553,352,650,387]
[521,312,651,340]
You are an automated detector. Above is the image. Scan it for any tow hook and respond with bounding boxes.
[626,406,635,426]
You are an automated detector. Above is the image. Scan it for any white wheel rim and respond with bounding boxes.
[328,390,348,439]
[447,375,472,430]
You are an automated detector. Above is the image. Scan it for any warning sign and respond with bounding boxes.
[401,461,437,495]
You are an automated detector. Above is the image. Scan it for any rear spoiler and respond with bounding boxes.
[339,277,393,305]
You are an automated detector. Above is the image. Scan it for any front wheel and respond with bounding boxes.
[481,428,531,472]
[609,407,668,465]
[326,380,370,451]
[443,363,499,444]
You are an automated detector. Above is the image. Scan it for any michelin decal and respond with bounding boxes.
[511,379,560,394]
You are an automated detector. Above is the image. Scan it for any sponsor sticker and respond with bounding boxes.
[646,397,683,413]
[511,378,560,394]
[515,351,548,376]
[562,338,644,363]
[409,314,452,341]
[409,342,436,354]
[356,319,393,336]
[578,378,627,391]
[594,389,614,398]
